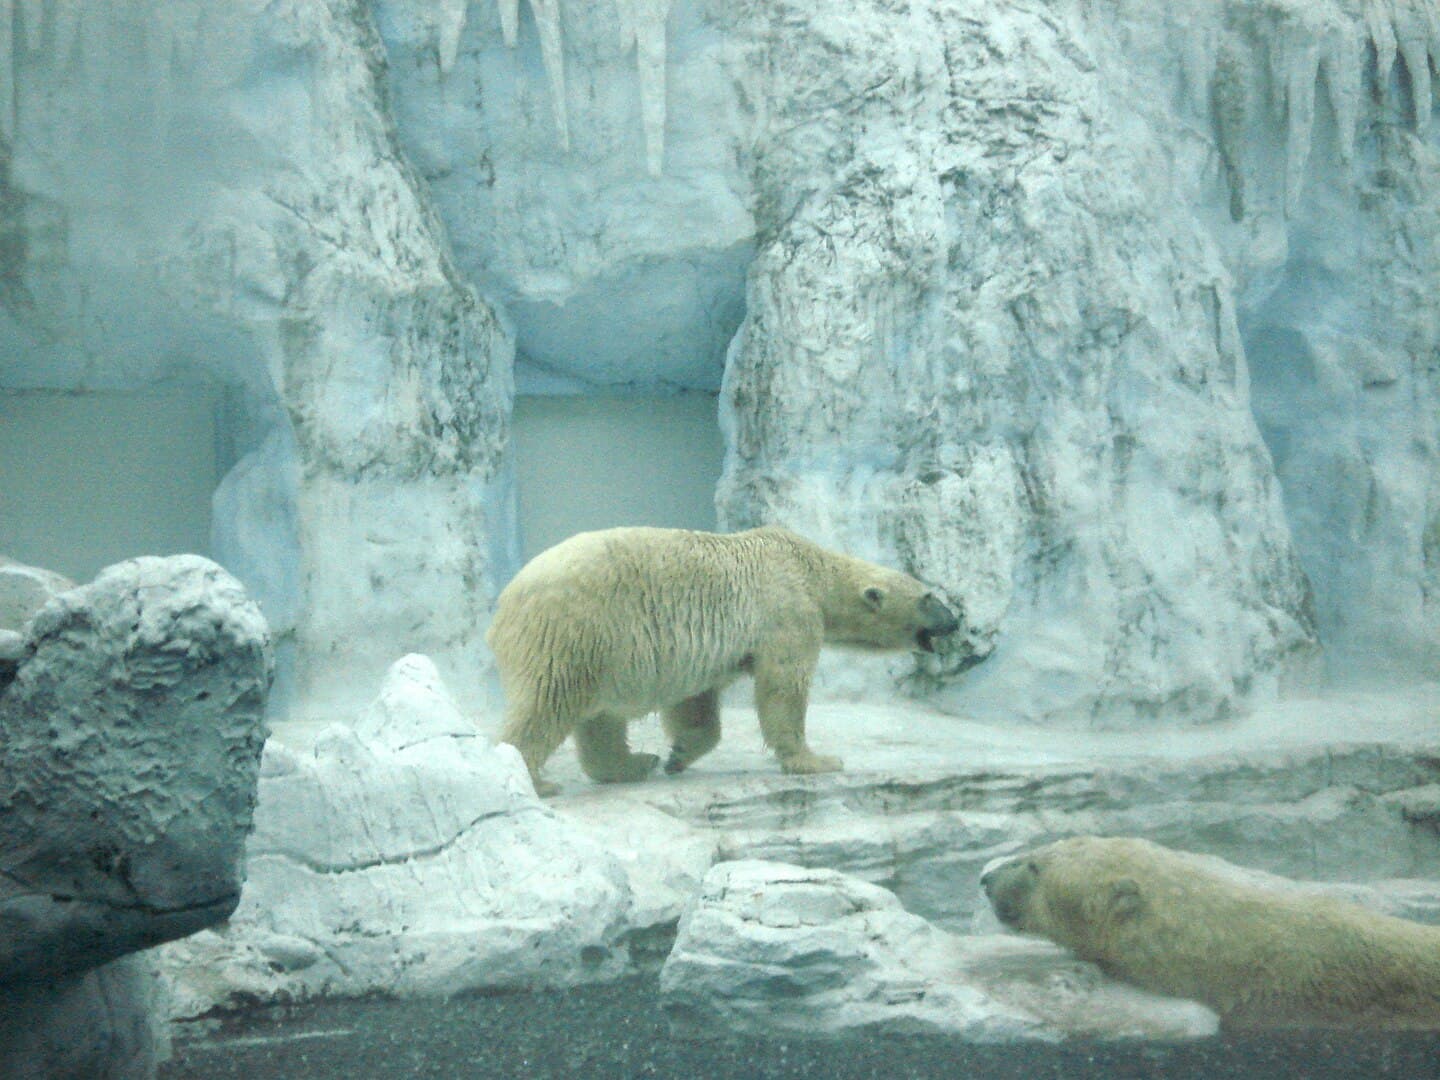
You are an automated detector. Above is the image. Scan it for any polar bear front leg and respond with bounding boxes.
[754,652,842,775]
[663,689,721,774]
[575,715,662,783]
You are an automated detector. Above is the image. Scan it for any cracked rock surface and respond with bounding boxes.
[159,655,702,1017]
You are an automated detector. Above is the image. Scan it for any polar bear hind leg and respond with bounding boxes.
[663,689,722,774]
[498,698,574,797]
[575,715,661,783]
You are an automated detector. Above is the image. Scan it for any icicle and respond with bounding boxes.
[1365,0,1398,86]
[1211,37,1248,222]
[52,0,80,65]
[1181,24,1216,120]
[436,0,468,74]
[18,0,42,52]
[1283,43,1318,216]
[497,0,518,47]
[528,0,568,151]
[0,0,12,141]
[1400,34,1431,133]
[614,0,672,176]
[1321,31,1361,167]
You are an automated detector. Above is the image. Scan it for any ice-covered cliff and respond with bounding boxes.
[1,0,1437,726]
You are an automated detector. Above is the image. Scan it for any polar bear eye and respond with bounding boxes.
[863,586,885,609]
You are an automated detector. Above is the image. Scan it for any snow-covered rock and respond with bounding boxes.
[158,655,647,1016]
[660,860,1219,1041]
[544,693,1440,932]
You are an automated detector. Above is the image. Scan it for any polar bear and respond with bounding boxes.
[981,835,1440,1030]
[487,525,961,796]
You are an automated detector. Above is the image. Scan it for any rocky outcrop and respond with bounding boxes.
[660,860,1220,1041]
[0,555,272,1077]
[0,1,515,719]
[160,655,708,1017]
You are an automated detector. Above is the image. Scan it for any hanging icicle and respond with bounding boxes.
[615,0,672,176]
[496,0,518,47]
[436,0,468,73]
[0,0,13,141]
[528,0,568,151]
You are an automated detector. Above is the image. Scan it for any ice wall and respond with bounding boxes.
[711,0,1317,723]
[370,0,1440,723]
[3,0,1437,727]
[372,0,750,397]
[0,0,515,718]
[1099,0,1440,684]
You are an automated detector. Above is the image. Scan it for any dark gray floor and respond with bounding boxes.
[163,977,1440,1080]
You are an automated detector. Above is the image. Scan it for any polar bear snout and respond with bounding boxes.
[916,593,960,652]
[981,854,1037,929]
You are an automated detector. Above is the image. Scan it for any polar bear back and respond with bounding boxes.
[488,527,818,719]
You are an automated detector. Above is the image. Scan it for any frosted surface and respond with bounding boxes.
[0,388,221,582]
[511,394,723,563]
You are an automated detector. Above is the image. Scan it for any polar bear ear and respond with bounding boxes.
[862,586,885,610]
[1108,877,1145,920]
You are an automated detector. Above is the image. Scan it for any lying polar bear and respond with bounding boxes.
[982,835,1440,1031]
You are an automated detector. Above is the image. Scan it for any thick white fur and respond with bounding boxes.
[488,525,948,795]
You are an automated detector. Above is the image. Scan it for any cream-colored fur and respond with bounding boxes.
[487,525,959,796]
[983,836,1440,1030]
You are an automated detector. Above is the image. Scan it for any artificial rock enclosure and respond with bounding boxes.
[3,0,1440,1070]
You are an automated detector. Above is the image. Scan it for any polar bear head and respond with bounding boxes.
[819,558,961,654]
[981,836,1151,951]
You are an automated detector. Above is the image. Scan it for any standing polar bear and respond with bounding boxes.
[488,525,960,796]
[982,836,1440,1030]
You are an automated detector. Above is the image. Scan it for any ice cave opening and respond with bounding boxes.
[0,385,230,582]
[509,391,725,563]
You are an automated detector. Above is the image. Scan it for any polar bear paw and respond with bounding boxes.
[591,751,662,784]
[780,750,843,775]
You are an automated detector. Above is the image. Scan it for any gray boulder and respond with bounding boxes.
[0,555,271,1078]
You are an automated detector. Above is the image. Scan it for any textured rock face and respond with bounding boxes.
[660,859,1220,1041]
[3,0,1438,729]
[0,0,514,719]
[368,0,1440,725]
[0,555,273,983]
[711,0,1318,721]
[159,655,701,1016]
